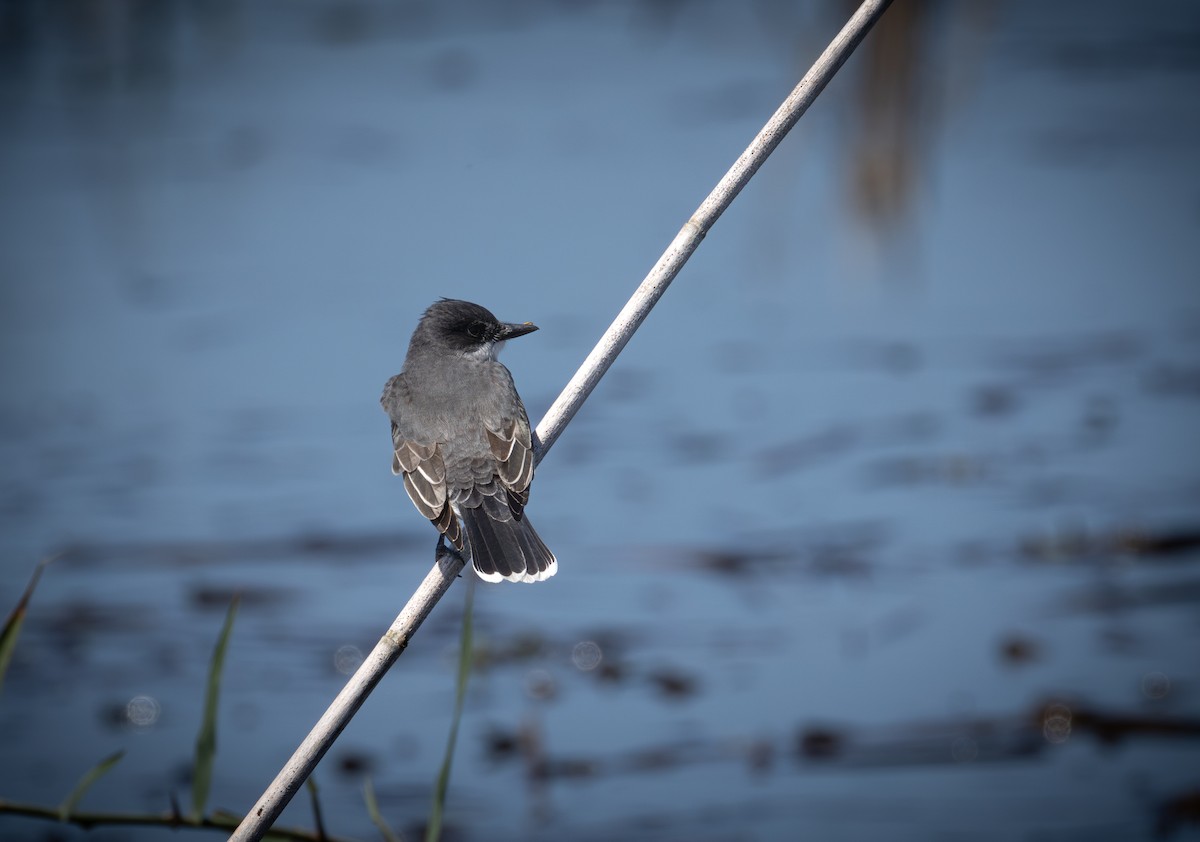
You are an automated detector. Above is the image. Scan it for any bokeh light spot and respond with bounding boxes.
[126,695,161,728]
[334,644,364,675]
[1042,703,1072,744]
[571,640,603,671]
[1141,671,1170,699]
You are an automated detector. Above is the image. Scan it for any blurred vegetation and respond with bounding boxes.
[0,562,349,841]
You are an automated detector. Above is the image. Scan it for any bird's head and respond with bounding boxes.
[415,298,538,361]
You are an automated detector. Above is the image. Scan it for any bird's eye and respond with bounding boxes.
[467,321,486,338]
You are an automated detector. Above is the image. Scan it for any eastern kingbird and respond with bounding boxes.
[381,299,557,583]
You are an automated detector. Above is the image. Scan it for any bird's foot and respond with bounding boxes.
[435,536,466,578]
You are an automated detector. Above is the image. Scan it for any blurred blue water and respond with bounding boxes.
[2,1,1199,840]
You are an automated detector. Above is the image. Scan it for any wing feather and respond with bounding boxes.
[485,419,534,497]
[390,422,463,549]
[386,376,541,564]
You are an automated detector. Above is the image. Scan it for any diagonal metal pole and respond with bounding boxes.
[230,1,894,838]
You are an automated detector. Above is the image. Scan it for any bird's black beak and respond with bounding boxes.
[497,321,539,340]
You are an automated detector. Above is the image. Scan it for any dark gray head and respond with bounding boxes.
[410,299,538,359]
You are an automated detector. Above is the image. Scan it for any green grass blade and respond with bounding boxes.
[57,750,125,820]
[306,776,327,841]
[0,556,53,697]
[191,595,240,820]
[363,775,402,842]
[425,578,475,842]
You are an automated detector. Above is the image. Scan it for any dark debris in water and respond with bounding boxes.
[797,727,844,760]
[689,522,887,580]
[988,331,1144,379]
[755,425,859,478]
[525,670,559,702]
[971,383,1021,418]
[489,719,724,781]
[472,630,552,669]
[998,633,1042,667]
[595,660,627,684]
[187,583,293,611]
[1144,363,1200,398]
[57,528,426,570]
[807,543,876,580]
[692,547,789,577]
[484,727,522,764]
[33,599,156,660]
[865,452,991,487]
[333,749,377,778]
[1116,528,1200,558]
[1080,394,1120,440]
[667,430,731,465]
[1067,704,1200,745]
[625,738,721,773]
[464,627,705,709]
[645,667,700,701]
[480,697,1200,790]
[1057,578,1200,614]
[1157,787,1200,840]
[98,699,136,732]
[403,820,466,842]
[1025,698,1200,746]
[1020,525,1200,566]
[753,412,944,482]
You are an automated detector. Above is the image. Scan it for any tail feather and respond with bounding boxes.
[474,513,515,581]
[461,508,557,584]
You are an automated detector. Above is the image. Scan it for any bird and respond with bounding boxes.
[380,299,557,583]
